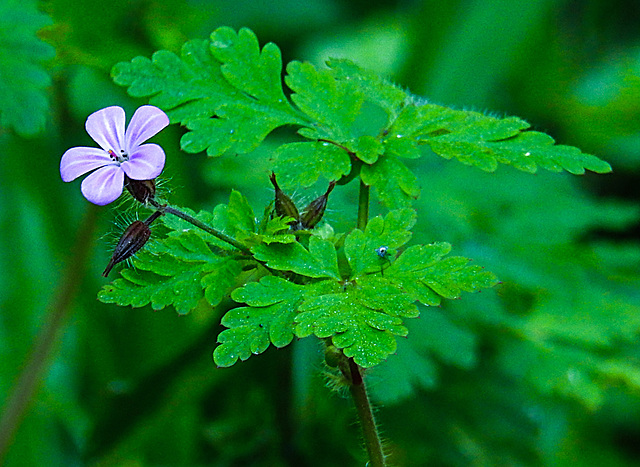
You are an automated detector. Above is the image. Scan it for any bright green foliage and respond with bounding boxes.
[251,236,342,280]
[296,277,416,368]
[273,141,351,187]
[113,26,610,210]
[112,27,305,156]
[0,0,54,136]
[98,231,243,314]
[99,191,259,314]
[344,208,416,277]
[386,243,498,306]
[164,190,257,247]
[212,208,497,368]
[214,277,306,367]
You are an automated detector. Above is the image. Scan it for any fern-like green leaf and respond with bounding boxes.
[112,28,304,156]
[388,103,612,174]
[345,209,417,278]
[295,276,416,367]
[286,60,364,141]
[215,277,341,367]
[386,243,499,306]
[251,236,341,280]
[163,190,256,247]
[214,277,304,367]
[273,141,351,187]
[98,231,243,314]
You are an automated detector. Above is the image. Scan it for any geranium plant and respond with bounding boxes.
[60,27,611,465]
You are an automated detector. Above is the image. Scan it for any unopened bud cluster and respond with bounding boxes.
[269,172,336,230]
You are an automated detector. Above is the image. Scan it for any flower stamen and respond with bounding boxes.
[108,149,129,163]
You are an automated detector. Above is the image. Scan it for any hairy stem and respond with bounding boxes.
[149,200,251,254]
[0,205,99,463]
[357,179,370,231]
[347,359,386,466]
[350,181,386,465]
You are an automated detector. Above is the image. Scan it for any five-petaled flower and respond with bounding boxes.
[60,105,170,205]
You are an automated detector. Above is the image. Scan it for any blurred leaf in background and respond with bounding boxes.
[1,0,640,466]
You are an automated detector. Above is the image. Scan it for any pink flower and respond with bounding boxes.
[60,105,170,205]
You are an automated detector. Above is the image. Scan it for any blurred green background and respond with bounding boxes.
[1,0,640,465]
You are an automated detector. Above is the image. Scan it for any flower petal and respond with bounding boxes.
[60,146,112,182]
[125,105,170,151]
[80,165,125,205]
[86,106,126,153]
[121,143,166,180]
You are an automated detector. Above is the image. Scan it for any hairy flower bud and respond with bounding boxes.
[124,175,156,204]
[300,181,336,230]
[102,211,162,277]
[269,172,300,226]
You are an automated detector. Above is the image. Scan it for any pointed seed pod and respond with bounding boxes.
[269,172,300,225]
[300,181,336,229]
[102,211,162,277]
[124,175,156,205]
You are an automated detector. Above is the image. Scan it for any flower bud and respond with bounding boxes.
[102,211,162,277]
[124,175,156,204]
[269,172,300,226]
[300,181,336,230]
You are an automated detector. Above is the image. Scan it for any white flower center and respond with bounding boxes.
[108,149,129,164]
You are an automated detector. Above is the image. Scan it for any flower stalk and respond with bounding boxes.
[148,199,251,254]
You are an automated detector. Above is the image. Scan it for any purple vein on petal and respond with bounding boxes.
[80,165,125,206]
[122,144,166,180]
[86,106,126,153]
[126,106,170,150]
[60,146,112,182]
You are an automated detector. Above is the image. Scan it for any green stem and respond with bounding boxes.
[150,200,251,254]
[347,359,386,467]
[0,204,99,463]
[357,179,370,231]
[350,181,386,465]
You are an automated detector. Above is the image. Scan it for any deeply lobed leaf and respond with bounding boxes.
[251,235,342,280]
[98,232,243,314]
[295,278,414,368]
[386,243,499,306]
[345,209,417,277]
[113,28,304,157]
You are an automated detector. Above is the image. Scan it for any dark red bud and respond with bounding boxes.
[102,211,162,277]
[269,172,300,226]
[300,181,336,230]
[124,176,156,204]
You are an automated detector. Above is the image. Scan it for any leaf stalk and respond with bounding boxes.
[149,200,251,254]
